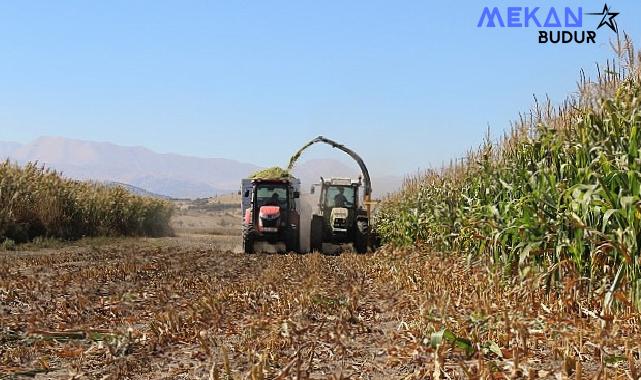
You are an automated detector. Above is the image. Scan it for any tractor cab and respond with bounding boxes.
[312,178,361,234]
[310,177,369,253]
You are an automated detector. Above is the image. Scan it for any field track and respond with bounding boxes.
[2,236,640,379]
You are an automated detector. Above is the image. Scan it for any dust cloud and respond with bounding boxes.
[253,242,283,253]
[298,193,316,253]
[298,191,347,255]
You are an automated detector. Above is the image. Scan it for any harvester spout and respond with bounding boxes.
[287,136,372,198]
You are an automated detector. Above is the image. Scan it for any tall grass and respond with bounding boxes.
[376,37,641,308]
[0,161,173,244]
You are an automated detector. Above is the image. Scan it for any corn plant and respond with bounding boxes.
[376,37,641,308]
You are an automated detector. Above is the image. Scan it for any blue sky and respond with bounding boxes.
[1,1,640,175]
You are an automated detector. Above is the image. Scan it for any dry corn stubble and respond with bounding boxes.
[1,238,640,379]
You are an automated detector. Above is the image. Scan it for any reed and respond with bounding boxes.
[0,161,173,244]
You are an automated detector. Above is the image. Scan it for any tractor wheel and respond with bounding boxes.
[286,227,300,253]
[242,224,255,254]
[354,220,369,254]
[310,215,323,252]
[369,229,382,251]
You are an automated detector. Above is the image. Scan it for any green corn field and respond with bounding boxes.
[0,160,173,245]
[376,38,641,309]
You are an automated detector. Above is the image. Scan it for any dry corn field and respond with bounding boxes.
[1,235,640,379]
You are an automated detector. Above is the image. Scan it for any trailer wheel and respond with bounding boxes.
[310,215,323,252]
[286,227,300,253]
[242,224,255,254]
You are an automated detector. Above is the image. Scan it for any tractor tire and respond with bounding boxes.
[286,227,300,253]
[369,229,382,251]
[242,224,255,254]
[354,220,369,254]
[310,215,323,253]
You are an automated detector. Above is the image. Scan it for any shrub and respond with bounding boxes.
[1,238,16,251]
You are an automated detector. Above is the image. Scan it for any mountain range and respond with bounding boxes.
[0,137,402,198]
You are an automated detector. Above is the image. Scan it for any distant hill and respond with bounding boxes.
[1,137,258,198]
[291,159,404,197]
[0,141,21,158]
[291,158,360,188]
[103,181,170,199]
[0,136,403,198]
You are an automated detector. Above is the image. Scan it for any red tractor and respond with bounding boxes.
[241,177,301,254]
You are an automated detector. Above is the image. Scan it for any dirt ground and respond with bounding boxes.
[2,201,641,379]
[171,195,242,237]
